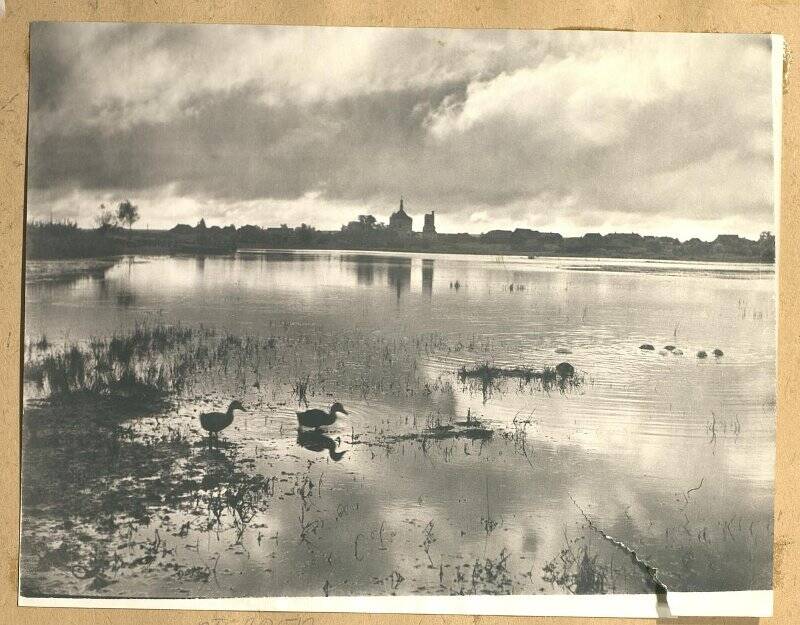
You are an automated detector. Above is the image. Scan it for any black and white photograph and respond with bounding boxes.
[19,22,780,616]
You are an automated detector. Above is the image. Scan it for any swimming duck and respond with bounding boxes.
[297,402,348,429]
[297,430,347,461]
[200,400,245,441]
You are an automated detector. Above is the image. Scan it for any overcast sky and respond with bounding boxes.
[27,23,778,239]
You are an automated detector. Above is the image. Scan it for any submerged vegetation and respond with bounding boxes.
[20,311,773,598]
[458,362,577,385]
[542,533,616,594]
[24,321,583,410]
[458,361,583,400]
[24,323,211,399]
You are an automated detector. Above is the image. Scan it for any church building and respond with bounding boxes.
[389,198,413,233]
[423,211,436,234]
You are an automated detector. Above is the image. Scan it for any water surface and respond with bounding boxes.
[21,251,776,597]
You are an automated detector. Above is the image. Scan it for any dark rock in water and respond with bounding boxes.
[554,347,572,354]
[713,348,724,357]
[672,349,684,356]
[697,350,708,359]
[664,345,676,351]
[640,344,655,351]
[555,362,575,378]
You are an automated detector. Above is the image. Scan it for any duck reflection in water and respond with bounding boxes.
[297,429,348,461]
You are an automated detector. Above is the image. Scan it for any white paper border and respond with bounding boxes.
[18,590,772,617]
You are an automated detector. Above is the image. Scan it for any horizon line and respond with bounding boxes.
[26,218,771,245]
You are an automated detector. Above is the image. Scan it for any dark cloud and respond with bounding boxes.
[29,23,77,114]
[29,79,472,203]
[26,24,778,237]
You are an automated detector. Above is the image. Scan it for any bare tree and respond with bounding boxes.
[95,203,117,231]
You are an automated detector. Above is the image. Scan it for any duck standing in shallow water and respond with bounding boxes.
[297,402,348,429]
[200,400,245,443]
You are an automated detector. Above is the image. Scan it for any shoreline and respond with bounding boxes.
[24,222,776,265]
[26,246,777,266]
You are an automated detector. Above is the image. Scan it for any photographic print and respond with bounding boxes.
[19,23,780,617]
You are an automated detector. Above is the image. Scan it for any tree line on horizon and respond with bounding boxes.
[25,202,776,263]
[166,216,776,262]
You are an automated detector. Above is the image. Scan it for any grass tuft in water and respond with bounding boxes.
[458,362,582,398]
[542,534,615,595]
[23,322,213,400]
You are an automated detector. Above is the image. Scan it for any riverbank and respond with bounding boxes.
[25,222,776,264]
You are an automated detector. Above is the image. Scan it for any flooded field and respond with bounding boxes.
[20,251,776,598]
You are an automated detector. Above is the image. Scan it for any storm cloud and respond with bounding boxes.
[27,23,778,238]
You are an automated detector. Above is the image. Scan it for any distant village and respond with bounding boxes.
[164,198,775,263]
[26,198,775,262]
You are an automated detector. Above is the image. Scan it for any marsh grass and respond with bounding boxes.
[23,323,284,402]
[24,323,209,399]
[292,375,311,407]
[21,395,278,595]
[542,533,615,594]
[20,310,773,599]
[459,362,555,384]
[24,321,494,434]
[449,548,513,595]
[384,410,494,445]
[458,362,582,400]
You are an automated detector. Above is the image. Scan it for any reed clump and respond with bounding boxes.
[458,363,557,384]
[23,322,212,399]
[542,536,613,594]
[458,362,582,394]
